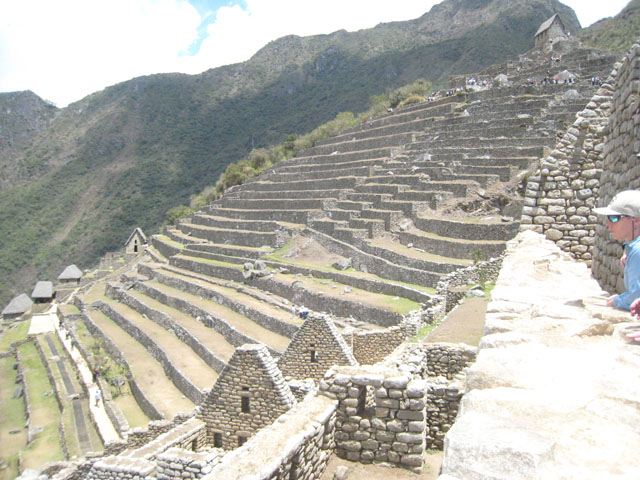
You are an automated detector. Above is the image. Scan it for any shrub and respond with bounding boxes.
[398,94,425,107]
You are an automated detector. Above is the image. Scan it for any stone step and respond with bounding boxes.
[367,176,475,197]
[300,132,417,157]
[416,154,534,169]
[142,264,301,333]
[394,190,453,207]
[262,165,374,182]
[207,207,321,224]
[291,148,394,167]
[336,200,374,211]
[360,240,469,275]
[348,218,386,238]
[413,216,520,242]
[359,208,405,230]
[234,189,349,200]
[220,197,338,211]
[332,226,369,243]
[277,158,385,173]
[238,176,361,192]
[191,214,281,232]
[137,263,291,355]
[413,136,553,150]
[355,183,410,195]
[177,222,287,248]
[388,165,516,182]
[325,209,361,221]
[345,192,393,206]
[379,200,430,217]
[84,308,194,418]
[308,218,349,235]
[399,230,506,260]
[408,145,546,158]
[187,242,274,260]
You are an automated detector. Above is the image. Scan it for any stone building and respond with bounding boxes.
[125,227,147,255]
[1,293,33,320]
[31,280,55,303]
[198,344,297,450]
[534,14,568,49]
[57,264,83,285]
[278,314,358,381]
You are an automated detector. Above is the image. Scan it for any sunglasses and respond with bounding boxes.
[607,215,626,223]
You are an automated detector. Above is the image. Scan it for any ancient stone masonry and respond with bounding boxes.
[521,77,614,263]
[593,41,640,293]
[319,366,428,471]
[342,326,405,365]
[278,314,357,381]
[198,344,297,450]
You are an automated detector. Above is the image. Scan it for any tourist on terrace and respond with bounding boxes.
[594,190,640,310]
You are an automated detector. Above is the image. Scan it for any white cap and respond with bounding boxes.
[593,190,640,217]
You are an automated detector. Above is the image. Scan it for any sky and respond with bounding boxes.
[0,0,631,107]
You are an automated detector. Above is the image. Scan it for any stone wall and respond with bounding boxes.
[156,447,222,480]
[96,296,205,405]
[202,395,337,480]
[319,366,428,472]
[74,299,165,421]
[342,326,406,365]
[592,42,640,292]
[199,344,297,450]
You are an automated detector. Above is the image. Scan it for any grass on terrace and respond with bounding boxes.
[71,313,149,428]
[17,341,64,470]
[0,354,27,480]
[0,319,31,354]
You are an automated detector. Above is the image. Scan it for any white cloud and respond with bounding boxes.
[562,0,629,28]
[0,0,200,106]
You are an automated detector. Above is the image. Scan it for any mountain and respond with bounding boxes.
[0,0,581,305]
[579,0,640,52]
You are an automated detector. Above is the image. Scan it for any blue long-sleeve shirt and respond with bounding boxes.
[614,236,640,310]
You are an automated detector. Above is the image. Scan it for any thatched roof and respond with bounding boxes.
[58,264,83,281]
[2,293,33,316]
[535,13,565,37]
[125,227,148,246]
[31,281,54,299]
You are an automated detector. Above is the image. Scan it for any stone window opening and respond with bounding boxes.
[213,432,222,448]
[309,343,317,363]
[241,386,250,413]
[356,385,376,417]
[134,239,138,253]
[191,438,198,451]
[238,435,247,447]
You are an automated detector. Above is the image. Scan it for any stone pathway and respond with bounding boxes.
[44,334,93,452]
[50,305,120,444]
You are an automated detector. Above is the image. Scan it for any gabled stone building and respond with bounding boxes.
[198,344,296,450]
[125,227,147,255]
[31,280,55,303]
[535,13,568,49]
[278,314,358,381]
[1,293,33,320]
[58,264,83,285]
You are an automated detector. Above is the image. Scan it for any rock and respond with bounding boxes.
[333,465,349,480]
[333,258,352,271]
[243,262,253,271]
[254,260,267,271]
[12,386,23,399]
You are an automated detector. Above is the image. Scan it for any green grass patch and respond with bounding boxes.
[0,320,31,354]
[17,341,64,469]
[178,254,243,270]
[0,355,27,480]
[58,304,80,315]
[154,235,185,250]
[412,322,439,342]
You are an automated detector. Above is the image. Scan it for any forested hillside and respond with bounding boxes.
[0,0,583,304]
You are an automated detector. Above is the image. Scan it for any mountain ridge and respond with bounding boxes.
[0,0,605,305]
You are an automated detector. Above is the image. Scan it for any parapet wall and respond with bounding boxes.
[319,366,428,471]
[592,42,640,292]
[342,326,406,365]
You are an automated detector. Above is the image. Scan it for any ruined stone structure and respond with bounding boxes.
[15,33,636,480]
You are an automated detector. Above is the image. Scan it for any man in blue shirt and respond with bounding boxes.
[594,190,640,310]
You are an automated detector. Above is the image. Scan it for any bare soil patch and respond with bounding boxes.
[320,451,443,480]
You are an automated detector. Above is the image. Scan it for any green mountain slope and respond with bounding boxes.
[0,0,581,305]
[579,0,640,52]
